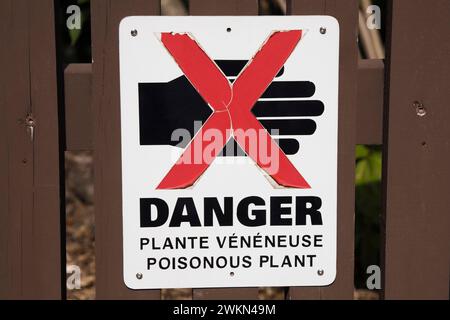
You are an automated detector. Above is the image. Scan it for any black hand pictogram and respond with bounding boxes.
[138,60,324,156]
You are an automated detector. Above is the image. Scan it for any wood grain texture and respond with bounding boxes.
[381,0,450,300]
[288,0,358,300]
[189,0,259,300]
[190,0,258,15]
[91,0,161,299]
[287,0,326,15]
[357,59,384,145]
[65,64,93,151]
[0,0,62,299]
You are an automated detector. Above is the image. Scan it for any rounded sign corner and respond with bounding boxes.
[323,15,340,31]
[119,16,136,33]
[123,273,139,290]
[322,268,337,286]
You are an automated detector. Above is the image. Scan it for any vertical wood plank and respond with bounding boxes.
[190,0,258,15]
[64,64,93,151]
[189,0,259,300]
[356,59,384,145]
[0,0,62,299]
[288,0,358,300]
[91,0,162,299]
[287,0,326,15]
[381,0,450,300]
[0,0,31,299]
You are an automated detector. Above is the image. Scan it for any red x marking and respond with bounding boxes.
[156,31,310,189]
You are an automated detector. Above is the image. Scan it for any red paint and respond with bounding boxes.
[157,31,310,189]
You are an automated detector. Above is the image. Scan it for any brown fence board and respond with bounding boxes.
[189,0,259,300]
[288,0,358,300]
[0,0,62,299]
[0,0,30,299]
[190,0,258,15]
[288,0,326,14]
[65,64,93,151]
[381,0,450,300]
[91,0,161,299]
[357,59,384,145]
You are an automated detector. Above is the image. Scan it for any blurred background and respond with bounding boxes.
[59,0,385,299]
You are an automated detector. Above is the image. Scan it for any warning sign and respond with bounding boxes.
[119,16,339,289]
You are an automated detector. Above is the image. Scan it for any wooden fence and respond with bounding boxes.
[0,0,449,300]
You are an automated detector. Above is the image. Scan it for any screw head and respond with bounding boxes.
[413,101,426,117]
[320,27,327,34]
[136,272,143,279]
[229,271,235,277]
[317,269,324,276]
[131,29,138,37]
[25,114,35,126]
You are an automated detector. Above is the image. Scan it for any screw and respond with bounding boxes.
[136,272,143,279]
[226,27,232,32]
[317,269,324,276]
[25,113,35,142]
[25,114,35,127]
[229,272,235,277]
[320,27,327,34]
[413,101,426,117]
[131,29,138,37]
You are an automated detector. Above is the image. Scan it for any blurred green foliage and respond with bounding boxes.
[355,145,382,289]
[356,145,382,186]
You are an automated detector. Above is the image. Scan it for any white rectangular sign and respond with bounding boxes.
[119,16,339,289]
